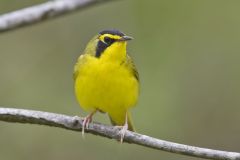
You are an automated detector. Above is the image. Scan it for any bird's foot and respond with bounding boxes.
[115,123,128,143]
[82,114,93,137]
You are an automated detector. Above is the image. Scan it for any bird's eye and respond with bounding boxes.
[104,36,114,45]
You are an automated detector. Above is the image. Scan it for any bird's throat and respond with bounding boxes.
[100,42,127,62]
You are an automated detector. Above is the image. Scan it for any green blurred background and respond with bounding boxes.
[0,0,240,159]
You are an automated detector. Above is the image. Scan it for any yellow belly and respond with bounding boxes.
[75,56,139,122]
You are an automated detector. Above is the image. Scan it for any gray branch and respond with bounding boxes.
[0,107,239,160]
[0,0,114,33]
[0,1,239,159]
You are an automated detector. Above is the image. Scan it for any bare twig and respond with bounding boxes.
[0,0,114,33]
[0,107,239,160]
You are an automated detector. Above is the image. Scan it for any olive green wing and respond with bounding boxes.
[73,55,85,81]
[74,36,99,81]
[126,54,139,81]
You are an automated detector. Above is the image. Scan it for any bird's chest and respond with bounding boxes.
[75,58,138,112]
[76,60,132,110]
[81,60,129,88]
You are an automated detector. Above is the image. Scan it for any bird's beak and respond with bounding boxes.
[118,35,134,41]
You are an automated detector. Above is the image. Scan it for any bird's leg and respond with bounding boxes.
[119,112,128,143]
[82,110,96,137]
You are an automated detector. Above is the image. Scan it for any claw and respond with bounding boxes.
[119,123,128,143]
[116,112,129,143]
[81,110,96,137]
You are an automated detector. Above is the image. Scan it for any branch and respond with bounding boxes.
[1,1,239,159]
[0,0,114,33]
[0,107,239,160]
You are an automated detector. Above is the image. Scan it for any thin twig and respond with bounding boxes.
[0,107,239,160]
[0,0,114,33]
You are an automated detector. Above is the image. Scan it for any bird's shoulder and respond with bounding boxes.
[73,54,88,81]
[124,54,139,81]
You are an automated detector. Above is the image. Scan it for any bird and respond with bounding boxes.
[74,29,139,142]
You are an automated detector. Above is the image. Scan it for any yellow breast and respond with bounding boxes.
[74,55,139,114]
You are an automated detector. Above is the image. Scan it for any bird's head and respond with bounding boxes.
[84,29,133,61]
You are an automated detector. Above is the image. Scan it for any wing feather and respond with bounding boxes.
[73,55,84,81]
[125,54,139,81]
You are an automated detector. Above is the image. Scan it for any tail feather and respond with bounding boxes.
[127,111,135,131]
[109,111,135,132]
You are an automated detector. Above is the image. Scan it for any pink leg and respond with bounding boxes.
[82,110,96,137]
